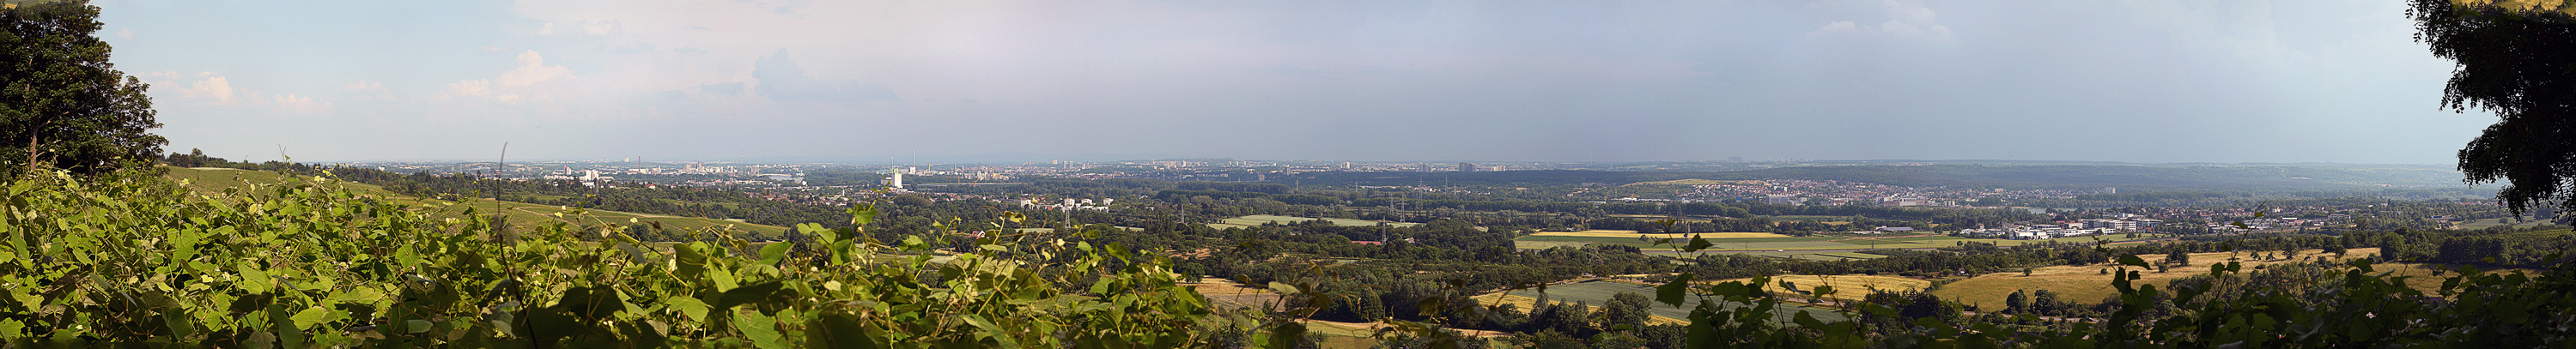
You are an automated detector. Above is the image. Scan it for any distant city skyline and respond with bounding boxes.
[100,0,2485,165]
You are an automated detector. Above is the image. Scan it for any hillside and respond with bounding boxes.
[163,166,786,238]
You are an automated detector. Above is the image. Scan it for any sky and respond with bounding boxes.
[92,0,2491,164]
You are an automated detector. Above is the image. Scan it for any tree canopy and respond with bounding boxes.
[0,1,162,178]
[2420,0,2576,214]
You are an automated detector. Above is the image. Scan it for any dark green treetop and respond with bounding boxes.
[2420,0,2576,214]
[0,0,162,179]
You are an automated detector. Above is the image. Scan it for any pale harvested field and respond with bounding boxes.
[1929,248,2484,310]
[1717,274,1931,302]
[1528,231,1791,238]
[1184,281,1286,311]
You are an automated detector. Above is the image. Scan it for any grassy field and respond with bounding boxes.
[166,166,787,238]
[1205,214,1420,230]
[1475,280,1850,325]
[1929,248,2478,310]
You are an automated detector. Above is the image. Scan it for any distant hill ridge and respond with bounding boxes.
[1290,164,2467,191]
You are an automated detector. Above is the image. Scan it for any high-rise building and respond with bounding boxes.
[1457,162,1479,171]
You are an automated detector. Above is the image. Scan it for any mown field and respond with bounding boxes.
[1204,214,1421,230]
[166,166,787,238]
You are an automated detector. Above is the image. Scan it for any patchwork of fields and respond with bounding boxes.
[1928,248,2463,310]
[1516,227,2167,261]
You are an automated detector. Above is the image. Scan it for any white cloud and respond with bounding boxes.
[1885,0,1935,23]
[444,79,492,98]
[152,72,343,114]
[343,80,395,102]
[1807,0,1952,39]
[538,22,556,36]
[116,29,133,39]
[273,93,331,113]
[482,45,504,52]
[581,20,621,35]
[434,51,575,104]
[1816,21,1862,34]
[183,75,240,103]
[496,51,574,87]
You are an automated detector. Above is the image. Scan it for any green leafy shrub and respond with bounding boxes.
[0,169,1236,347]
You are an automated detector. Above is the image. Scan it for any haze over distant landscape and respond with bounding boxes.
[97,0,2484,164]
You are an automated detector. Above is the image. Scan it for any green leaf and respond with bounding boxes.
[1794,310,1826,329]
[393,245,421,269]
[758,242,792,265]
[734,311,789,349]
[1268,281,1300,295]
[163,310,195,339]
[268,303,307,349]
[1684,236,1713,252]
[665,296,712,322]
[2117,255,2148,268]
[1657,274,1696,308]
[715,281,785,312]
[847,204,878,226]
[805,312,876,349]
[240,266,273,294]
[290,306,334,330]
[326,287,385,303]
[1262,322,1307,349]
[404,320,434,334]
[712,268,739,292]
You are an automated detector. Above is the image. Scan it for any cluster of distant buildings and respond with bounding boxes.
[538,169,615,184]
[1765,194,1940,207]
[1016,198,1114,212]
[1959,215,2167,240]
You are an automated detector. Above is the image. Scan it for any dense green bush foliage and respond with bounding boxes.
[0,170,1233,346]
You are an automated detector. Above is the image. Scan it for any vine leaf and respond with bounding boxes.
[715,281,785,314]
[1657,273,1696,307]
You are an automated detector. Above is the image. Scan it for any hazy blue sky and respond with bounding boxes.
[94,0,2487,164]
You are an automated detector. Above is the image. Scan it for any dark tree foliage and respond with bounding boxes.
[2417,0,2576,214]
[0,1,162,178]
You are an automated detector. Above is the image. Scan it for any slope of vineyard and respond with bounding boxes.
[163,166,787,238]
[0,169,1225,346]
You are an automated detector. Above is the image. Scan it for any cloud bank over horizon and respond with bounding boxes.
[96,0,2488,164]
